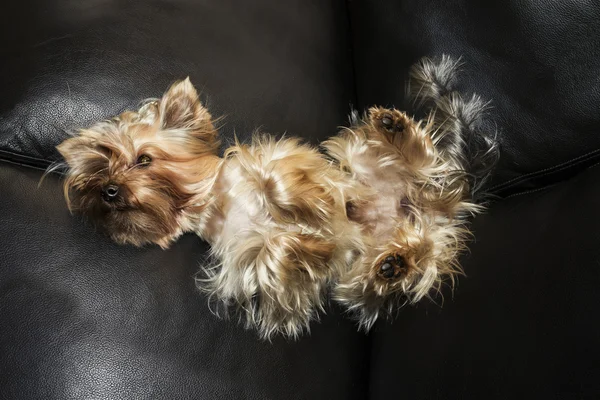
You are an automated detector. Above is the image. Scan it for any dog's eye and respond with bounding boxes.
[136,154,152,166]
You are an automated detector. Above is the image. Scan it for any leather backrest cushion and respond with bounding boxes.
[0,0,355,169]
[349,0,600,195]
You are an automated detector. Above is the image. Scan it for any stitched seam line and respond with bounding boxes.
[502,160,600,199]
[0,148,54,166]
[2,142,600,195]
[1,144,598,189]
[491,151,600,195]
[0,157,51,171]
[503,185,553,199]
[489,147,600,192]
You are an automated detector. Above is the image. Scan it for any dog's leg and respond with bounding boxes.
[333,224,435,330]
[366,106,438,171]
[334,216,468,330]
[328,107,465,329]
[203,228,338,340]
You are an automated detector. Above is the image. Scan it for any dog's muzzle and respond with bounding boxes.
[101,183,120,202]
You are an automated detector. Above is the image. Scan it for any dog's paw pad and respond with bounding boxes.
[381,114,394,129]
[372,109,408,135]
[377,254,408,280]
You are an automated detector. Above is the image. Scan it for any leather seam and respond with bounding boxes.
[1,145,599,195]
[489,147,600,193]
[0,148,54,165]
[0,157,50,171]
[502,160,600,199]
[0,149,55,171]
[503,185,553,199]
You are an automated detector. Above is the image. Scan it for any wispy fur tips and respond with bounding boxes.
[409,55,500,196]
[194,135,361,340]
[408,54,463,106]
[53,62,500,339]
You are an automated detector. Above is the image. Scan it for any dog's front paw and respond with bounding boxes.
[368,107,434,167]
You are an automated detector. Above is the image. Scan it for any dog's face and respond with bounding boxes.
[57,79,220,248]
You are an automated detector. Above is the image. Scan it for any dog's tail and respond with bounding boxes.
[408,55,500,197]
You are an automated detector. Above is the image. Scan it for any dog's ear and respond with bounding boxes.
[159,78,213,132]
[56,135,95,166]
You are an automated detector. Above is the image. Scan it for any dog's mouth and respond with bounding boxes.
[97,199,132,214]
[70,190,136,223]
[102,200,134,212]
[99,203,180,247]
[70,184,181,246]
[95,206,152,233]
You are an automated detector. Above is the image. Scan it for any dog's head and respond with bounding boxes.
[56,79,221,248]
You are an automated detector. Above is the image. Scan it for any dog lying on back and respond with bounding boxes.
[53,56,498,339]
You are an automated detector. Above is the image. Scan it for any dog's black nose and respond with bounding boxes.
[102,183,119,202]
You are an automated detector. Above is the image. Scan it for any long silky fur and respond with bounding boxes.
[195,135,363,340]
[325,55,499,329]
[54,62,498,339]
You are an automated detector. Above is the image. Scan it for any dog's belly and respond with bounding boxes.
[220,196,257,245]
[346,152,409,241]
[353,188,406,244]
[209,161,272,249]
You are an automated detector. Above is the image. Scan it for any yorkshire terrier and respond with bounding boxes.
[52,56,498,339]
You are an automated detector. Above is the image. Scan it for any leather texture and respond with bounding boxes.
[348,0,600,195]
[0,0,355,167]
[369,165,600,399]
[0,1,367,398]
[0,165,369,399]
[2,0,600,398]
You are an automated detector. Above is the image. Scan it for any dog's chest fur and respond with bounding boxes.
[344,145,410,242]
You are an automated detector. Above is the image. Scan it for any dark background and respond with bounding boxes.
[1,0,599,398]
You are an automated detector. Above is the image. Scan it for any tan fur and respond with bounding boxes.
[197,135,362,339]
[55,79,363,339]
[54,62,495,338]
[323,108,480,329]
[56,79,221,249]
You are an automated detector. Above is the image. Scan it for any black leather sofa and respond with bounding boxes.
[2,1,599,398]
